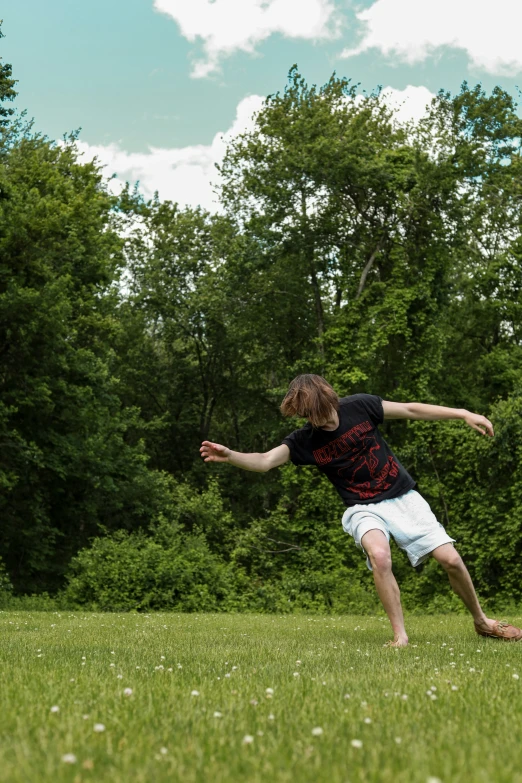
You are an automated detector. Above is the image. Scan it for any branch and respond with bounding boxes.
[247,537,302,554]
[356,236,385,299]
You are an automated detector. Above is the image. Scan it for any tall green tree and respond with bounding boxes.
[0,128,181,591]
[0,22,16,129]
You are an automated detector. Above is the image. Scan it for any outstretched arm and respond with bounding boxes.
[382,400,494,437]
[200,442,290,472]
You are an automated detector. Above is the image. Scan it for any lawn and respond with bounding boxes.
[0,611,521,783]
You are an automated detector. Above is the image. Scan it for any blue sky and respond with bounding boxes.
[2,0,521,209]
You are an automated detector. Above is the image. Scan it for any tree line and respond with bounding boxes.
[1,28,522,611]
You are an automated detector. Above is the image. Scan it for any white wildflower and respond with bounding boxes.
[311,727,323,736]
[351,739,363,748]
[61,754,77,764]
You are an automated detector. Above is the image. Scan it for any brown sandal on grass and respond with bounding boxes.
[475,620,522,641]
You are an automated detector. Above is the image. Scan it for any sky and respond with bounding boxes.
[2,0,522,211]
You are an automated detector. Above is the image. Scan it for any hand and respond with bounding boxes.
[463,412,494,437]
[200,441,231,463]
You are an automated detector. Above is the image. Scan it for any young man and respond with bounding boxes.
[200,374,522,646]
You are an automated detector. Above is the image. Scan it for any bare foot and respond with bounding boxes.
[383,635,409,648]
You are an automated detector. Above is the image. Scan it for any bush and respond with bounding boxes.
[62,521,235,611]
[0,556,13,608]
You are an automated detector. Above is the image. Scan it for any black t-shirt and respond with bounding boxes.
[282,394,415,507]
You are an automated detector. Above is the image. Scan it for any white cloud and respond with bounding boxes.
[153,0,341,78]
[380,85,435,124]
[76,94,265,212]
[343,0,522,76]
[76,86,435,211]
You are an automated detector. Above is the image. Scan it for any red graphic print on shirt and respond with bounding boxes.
[313,420,400,500]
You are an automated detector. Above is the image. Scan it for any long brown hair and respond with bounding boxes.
[280,374,339,428]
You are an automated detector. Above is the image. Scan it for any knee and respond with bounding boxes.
[438,550,465,574]
[368,547,393,573]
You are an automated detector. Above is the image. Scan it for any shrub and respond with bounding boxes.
[0,556,13,608]
[62,521,234,611]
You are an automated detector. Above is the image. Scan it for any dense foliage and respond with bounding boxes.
[1,28,522,611]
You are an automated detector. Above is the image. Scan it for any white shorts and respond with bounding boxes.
[341,489,455,571]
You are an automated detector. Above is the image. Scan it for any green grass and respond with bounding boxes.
[1,612,521,783]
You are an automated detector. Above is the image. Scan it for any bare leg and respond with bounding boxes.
[431,544,496,632]
[361,530,409,647]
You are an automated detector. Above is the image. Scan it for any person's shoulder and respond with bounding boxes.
[340,393,383,424]
[283,422,313,441]
[339,393,371,406]
[340,393,380,404]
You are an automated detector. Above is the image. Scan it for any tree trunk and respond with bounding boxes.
[301,189,325,362]
[356,236,385,299]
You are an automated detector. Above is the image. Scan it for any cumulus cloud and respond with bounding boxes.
[153,0,341,78]
[76,95,265,212]
[76,86,434,211]
[343,0,522,76]
[379,85,435,124]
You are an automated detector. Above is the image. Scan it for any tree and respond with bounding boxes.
[0,22,16,128]
[0,132,180,591]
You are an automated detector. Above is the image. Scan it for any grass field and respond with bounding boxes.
[1,611,521,783]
